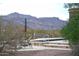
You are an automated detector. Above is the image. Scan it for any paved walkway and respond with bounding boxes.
[17,46,71,51]
[16,46,71,56]
[15,49,71,56]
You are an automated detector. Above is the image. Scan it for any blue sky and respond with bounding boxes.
[0,0,77,21]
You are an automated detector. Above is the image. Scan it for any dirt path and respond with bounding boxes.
[15,49,71,56]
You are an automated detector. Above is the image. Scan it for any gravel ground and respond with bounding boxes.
[15,49,71,56]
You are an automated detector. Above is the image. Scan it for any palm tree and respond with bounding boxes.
[64,3,79,9]
[61,3,79,55]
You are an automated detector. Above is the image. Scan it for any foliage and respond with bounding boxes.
[62,3,79,45]
[61,11,79,45]
[27,29,61,38]
[64,3,79,9]
[0,17,24,55]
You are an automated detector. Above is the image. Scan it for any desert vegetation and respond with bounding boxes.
[0,16,62,55]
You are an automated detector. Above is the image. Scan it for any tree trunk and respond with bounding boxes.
[69,8,79,21]
[71,44,79,56]
[69,8,79,56]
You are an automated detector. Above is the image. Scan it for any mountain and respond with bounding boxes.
[1,12,67,30]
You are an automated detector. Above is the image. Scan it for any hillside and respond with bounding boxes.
[1,12,67,30]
